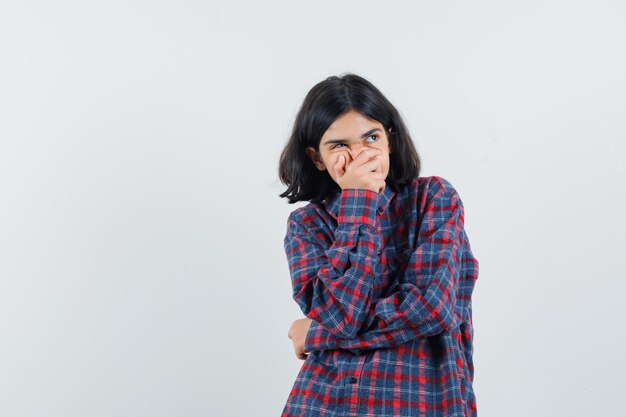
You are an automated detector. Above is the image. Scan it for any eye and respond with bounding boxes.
[330,135,378,150]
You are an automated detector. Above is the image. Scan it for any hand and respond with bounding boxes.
[287,317,313,360]
[333,148,386,193]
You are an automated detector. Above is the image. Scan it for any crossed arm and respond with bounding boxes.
[283,181,467,353]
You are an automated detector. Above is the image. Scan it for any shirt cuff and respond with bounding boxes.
[304,319,338,352]
[337,188,379,228]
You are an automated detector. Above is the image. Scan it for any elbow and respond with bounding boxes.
[293,307,362,340]
[308,312,365,340]
[337,304,370,339]
[336,322,360,339]
[436,305,459,333]
[317,312,363,340]
[293,284,367,340]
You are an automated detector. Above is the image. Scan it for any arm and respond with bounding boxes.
[284,188,382,339]
[304,184,467,352]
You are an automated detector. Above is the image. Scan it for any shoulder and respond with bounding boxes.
[398,176,465,226]
[421,175,459,197]
[402,175,462,203]
[284,202,326,237]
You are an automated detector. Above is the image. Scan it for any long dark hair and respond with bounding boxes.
[278,73,421,205]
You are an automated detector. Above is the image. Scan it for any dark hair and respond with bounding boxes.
[278,73,421,205]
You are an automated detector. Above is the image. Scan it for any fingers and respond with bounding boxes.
[374,156,382,173]
[348,151,382,178]
[355,156,382,175]
[332,148,384,193]
[353,148,381,167]
[336,148,380,174]
[296,348,310,360]
[333,154,346,177]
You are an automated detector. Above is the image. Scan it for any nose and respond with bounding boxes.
[348,146,374,160]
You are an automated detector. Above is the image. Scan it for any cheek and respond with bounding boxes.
[331,151,351,164]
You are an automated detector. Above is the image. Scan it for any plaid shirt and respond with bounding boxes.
[281,175,479,417]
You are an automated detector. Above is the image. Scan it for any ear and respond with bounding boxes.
[387,127,392,154]
[305,146,326,171]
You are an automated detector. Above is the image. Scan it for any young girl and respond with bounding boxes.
[278,73,479,417]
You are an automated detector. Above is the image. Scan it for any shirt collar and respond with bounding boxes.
[323,184,397,220]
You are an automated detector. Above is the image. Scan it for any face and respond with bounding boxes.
[305,110,392,190]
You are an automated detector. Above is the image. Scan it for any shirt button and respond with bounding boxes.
[349,376,358,384]
[377,207,384,214]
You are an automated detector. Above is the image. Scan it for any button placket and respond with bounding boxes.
[344,354,366,388]
[376,216,383,256]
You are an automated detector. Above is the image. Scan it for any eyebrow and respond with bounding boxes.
[323,128,382,147]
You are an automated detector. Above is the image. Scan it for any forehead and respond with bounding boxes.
[324,110,382,134]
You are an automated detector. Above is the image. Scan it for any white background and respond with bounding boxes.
[1,1,624,416]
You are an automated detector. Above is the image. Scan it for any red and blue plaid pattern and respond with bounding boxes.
[282,176,479,417]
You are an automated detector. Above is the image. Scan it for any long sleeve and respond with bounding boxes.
[304,185,467,352]
[284,188,383,340]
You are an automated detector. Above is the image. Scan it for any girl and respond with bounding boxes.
[278,73,479,417]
